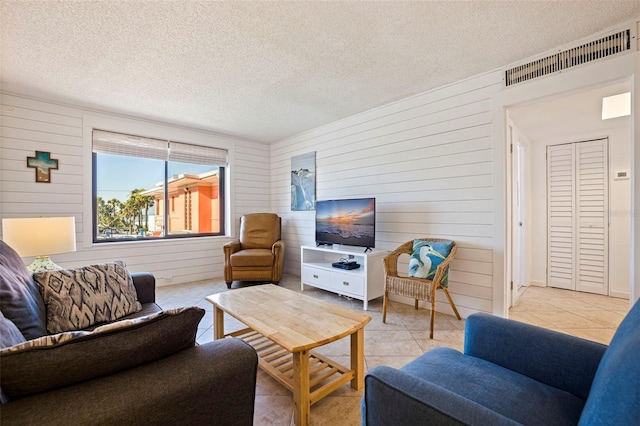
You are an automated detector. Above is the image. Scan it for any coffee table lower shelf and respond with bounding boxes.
[228,327,355,405]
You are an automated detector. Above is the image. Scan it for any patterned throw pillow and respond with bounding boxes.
[33,262,142,334]
[0,306,205,401]
[408,240,454,286]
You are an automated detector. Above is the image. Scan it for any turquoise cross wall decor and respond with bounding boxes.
[27,151,59,183]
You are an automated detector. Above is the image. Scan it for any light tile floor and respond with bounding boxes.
[509,285,630,345]
[156,275,631,426]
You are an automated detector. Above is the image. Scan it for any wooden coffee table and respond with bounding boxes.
[206,284,371,426]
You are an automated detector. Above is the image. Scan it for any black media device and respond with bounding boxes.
[331,261,361,270]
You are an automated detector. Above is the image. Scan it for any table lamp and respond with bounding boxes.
[2,217,77,273]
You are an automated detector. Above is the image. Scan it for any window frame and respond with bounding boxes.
[90,126,231,245]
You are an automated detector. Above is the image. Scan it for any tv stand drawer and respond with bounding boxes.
[302,266,365,296]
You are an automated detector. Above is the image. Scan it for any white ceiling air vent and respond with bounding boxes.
[505,29,631,87]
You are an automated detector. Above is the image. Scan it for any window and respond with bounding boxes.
[92,130,226,242]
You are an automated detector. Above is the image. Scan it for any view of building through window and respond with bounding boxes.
[93,132,225,242]
[144,162,222,237]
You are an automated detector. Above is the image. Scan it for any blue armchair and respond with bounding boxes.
[362,298,640,425]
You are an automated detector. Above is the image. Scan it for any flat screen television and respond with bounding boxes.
[315,198,376,250]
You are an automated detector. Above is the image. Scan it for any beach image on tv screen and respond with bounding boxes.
[316,198,375,247]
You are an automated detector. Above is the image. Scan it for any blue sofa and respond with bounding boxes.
[362,298,640,425]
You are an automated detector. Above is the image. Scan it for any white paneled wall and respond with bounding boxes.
[0,93,270,285]
[232,140,271,233]
[271,72,503,317]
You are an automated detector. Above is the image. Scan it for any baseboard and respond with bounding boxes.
[526,282,628,299]
[609,290,630,299]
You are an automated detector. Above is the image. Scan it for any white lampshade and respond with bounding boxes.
[2,217,76,258]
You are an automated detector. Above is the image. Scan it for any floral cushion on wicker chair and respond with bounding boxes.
[408,240,454,285]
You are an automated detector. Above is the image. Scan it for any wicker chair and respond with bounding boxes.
[382,238,461,338]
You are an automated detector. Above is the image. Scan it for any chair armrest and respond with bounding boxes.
[271,240,286,281]
[131,272,155,304]
[363,366,518,426]
[1,338,258,426]
[464,313,607,400]
[223,240,241,258]
[223,240,241,283]
[383,240,412,277]
[272,239,285,256]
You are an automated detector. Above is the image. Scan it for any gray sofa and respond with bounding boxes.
[0,240,258,425]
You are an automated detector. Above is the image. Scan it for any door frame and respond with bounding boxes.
[493,51,638,318]
[508,120,529,307]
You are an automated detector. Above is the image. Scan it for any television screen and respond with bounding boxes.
[315,198,376,249]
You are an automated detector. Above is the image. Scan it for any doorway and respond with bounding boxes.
[506,80,633,310]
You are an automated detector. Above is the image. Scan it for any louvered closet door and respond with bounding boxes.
[546,139,608,294]
[547,144,575,290]
[575,140,608,294]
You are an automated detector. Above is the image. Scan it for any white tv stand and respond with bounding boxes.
[300,245,387,310]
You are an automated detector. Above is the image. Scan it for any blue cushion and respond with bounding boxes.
[408,240,453,285]
[363,366,519,425]
[464,312,606,401]
[401,347,585,425]
[578,299,640,425]
[0,241,47,340]
[0,311,26,349]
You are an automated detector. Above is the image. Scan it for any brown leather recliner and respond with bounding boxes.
[223,213,285,289]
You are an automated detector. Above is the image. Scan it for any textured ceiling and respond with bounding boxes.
[2,1,639,143]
